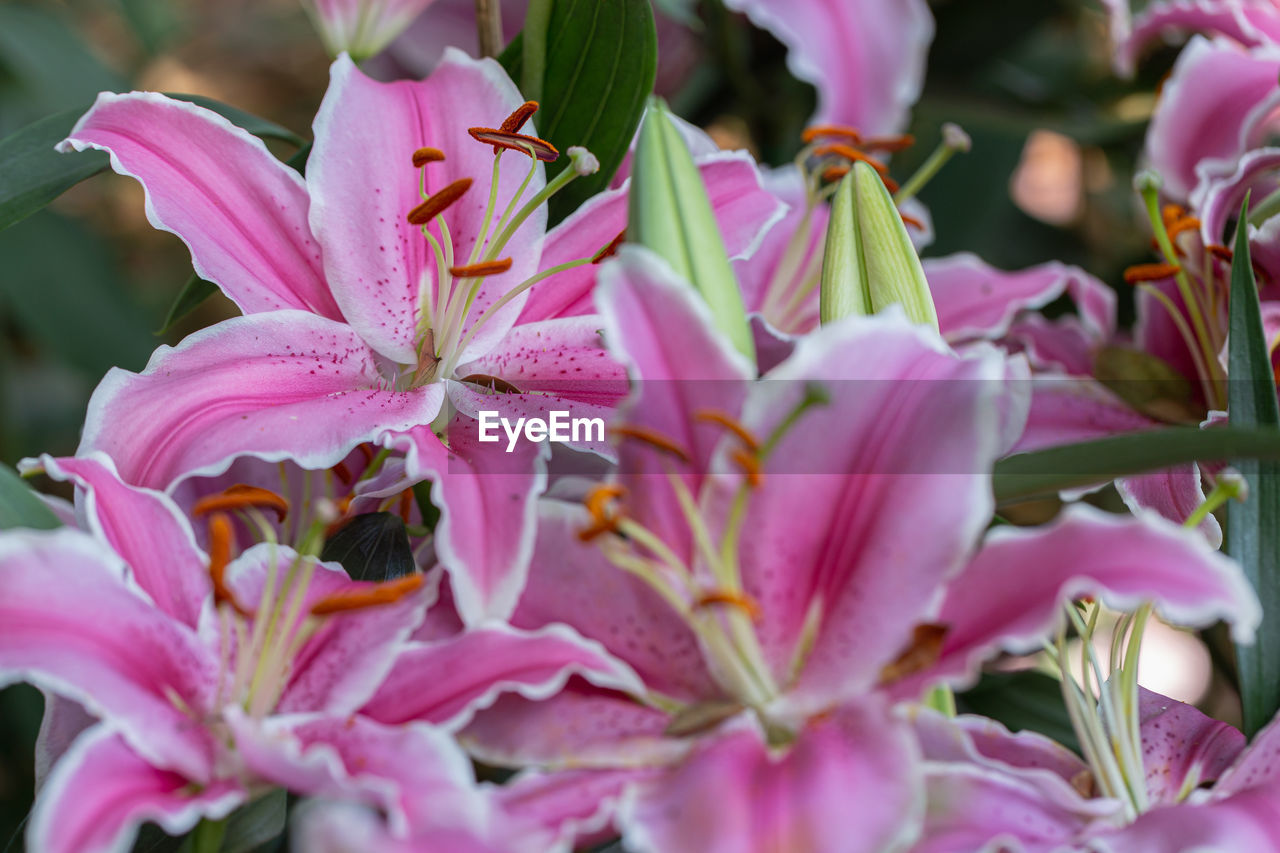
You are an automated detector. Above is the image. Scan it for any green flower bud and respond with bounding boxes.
[820,160,939,332]
[628,98,755,361]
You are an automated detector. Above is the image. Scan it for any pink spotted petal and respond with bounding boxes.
[1140,689,1245,804]
[721,0,933,134]
[28,726,244,853]
[309,52,543,365]
[78,311,444,491]
[715,313,1014,709]
[914,709,1093,792]
[617,700,923,853]
[1117,467,1221,547]
[1013,376,1160,453]
[1146,35,1280,200]
[1214,705,1280,796]
[497,767,660,851]
[893,505,1260,699]
[1087,786,1280,851]
[57,93,339,320]
[360,622,643,729]
[0,529,219,780]
[27,453,210,628]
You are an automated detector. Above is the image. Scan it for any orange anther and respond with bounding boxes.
[878,623,948,685]
[193,485,289,522]
[407,178,473,225]
[812,143,889,176]
[207,513,247,615]
[448,258,513,278]
[1123,262,1182,284]
[1166,215,1201,241]
[467,128,559,162]
[862,134,915,153]
[820,165,850,183]
[412,147,446,167]
[802,124,863,145]
[585,483,626,521]
[593,229,626,263]
[332,461,353,486]
[1161,203,1187,226]
[694,410,760,452]
[694,588,762,620]
[1208,243,1234,262]
[731,449,762,489]
[398,489,413,524]
[358,444,376,464]
[310,574,426,615]
[900,212,924,230]
[500,101,539,134]
[610,425,692,463]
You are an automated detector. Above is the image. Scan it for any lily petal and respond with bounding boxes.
[57,92,339,320]
[617,700,923,853]
[28,726,244,853]
[309,51,542,365]
[79,311,444,491]
[721,0,934,134]
[29,453,210,628]
[0,529,219,779]
[894,504,1261,699]
[1140,689,1245,804]
[361,622,644,729]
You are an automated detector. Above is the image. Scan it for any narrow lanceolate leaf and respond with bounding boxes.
[994,427,1280,506]
[0,94,304,233]
[499,0,656,222]
[629,99,755,361]
[1225,197,1280,738]
[0,466,59,530]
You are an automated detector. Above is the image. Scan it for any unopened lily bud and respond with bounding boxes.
[568,146,600,176]
[820,160,939,331]
[302,0,434,61]
[628,99,756,361]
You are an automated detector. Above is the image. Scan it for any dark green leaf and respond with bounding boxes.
[320,512,416,582]
[0,466,59,530]
[0,107,108,232]
[500,0,657,223]
[412,480,442,532]
[994,427,1280,505]
[957,670,1080,754]
[158,274,219,334]
[220,789,287,853]
[0,212,156,375]
[0,95,302,234]
[1225,197,1280,738]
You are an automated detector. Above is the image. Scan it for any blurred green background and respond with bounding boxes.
[0,0,1173,847]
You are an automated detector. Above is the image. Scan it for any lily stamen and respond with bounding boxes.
[801,124,863,145]
[610,424,693,463]
[309,574,425,615]
[694,410,761,453]
[812,143,889,176]
[694,588,762,620]
[593,229,626,263]
[1165,215,1201,241]
[206,513,248,615]
[499,100,539,134]
[467,128,559,162]
[1123,261,1182,284]
[862,134,915,153]
[448,258,513,278]
[411,146,446,167]
[193,484,290,522]
[407,177,473,225]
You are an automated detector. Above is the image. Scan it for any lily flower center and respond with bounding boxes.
[392,101,605,389]
[190,468,423,720]
[577,385,829,718]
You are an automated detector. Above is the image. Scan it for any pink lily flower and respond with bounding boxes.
[1103,0,1280,76]
[58,51,780,618]
[301,0,441,60]
[0,453,512,853]
[913,690,1280,852]
[376,245,1253,851]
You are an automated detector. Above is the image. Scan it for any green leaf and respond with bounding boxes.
[499,0,657,223]
[957,670,1080,754]
[319,512,417,582]
[158,274,220,334]
[1225,198,1280,738]
[994,426,1280,505]
[219,789,287,853]
[0,95,303,234]
[0,212,156,375]
[0,465,59,530]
